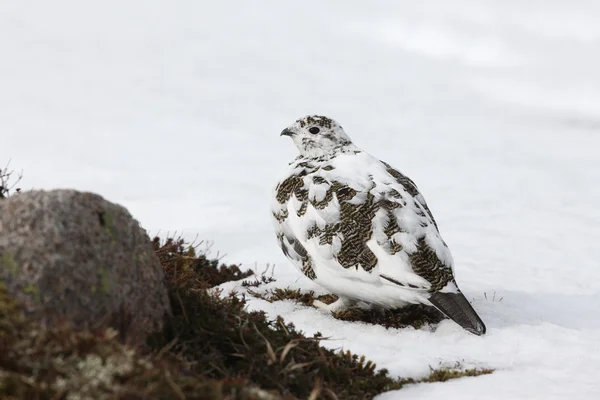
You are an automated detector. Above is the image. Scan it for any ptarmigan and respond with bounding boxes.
[271,115,486,335]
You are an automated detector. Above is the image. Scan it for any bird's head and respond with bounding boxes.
[281,115,353,158]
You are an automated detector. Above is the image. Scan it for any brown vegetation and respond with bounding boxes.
[0,232,493,399]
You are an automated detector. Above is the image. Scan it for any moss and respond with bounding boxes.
[22,284,40,302]
[421,367,494,383]
[97,267,111,294]
[249,287,318,305]
[0,252,18,277]
[241,275,277,288]
[250,288,445,330]
[100,209,116,243]
[0,282,21,322]
[152,237,254,288]
[332,304,444,330]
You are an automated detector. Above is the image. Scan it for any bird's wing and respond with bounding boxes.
[273,152,455,290]
[380,161,438,230]
[272,165,318,280]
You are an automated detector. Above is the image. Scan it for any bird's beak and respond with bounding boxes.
[280,128,295,137]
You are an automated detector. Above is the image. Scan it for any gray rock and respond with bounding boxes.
[0,189,170,341]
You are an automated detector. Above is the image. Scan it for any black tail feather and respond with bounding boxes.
[429,291,486,335]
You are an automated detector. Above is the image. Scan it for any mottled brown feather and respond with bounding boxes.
[409,238,454,291]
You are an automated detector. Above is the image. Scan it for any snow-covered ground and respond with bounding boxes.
[2,1,599,398]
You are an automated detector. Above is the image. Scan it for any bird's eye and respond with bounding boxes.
[309,127,320,134]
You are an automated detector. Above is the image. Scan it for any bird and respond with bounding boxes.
[271,115,486,335]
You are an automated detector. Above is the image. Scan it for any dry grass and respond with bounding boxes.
[0,235,493,400]
[249,287,445,330]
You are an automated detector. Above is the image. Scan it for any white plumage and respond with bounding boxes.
[272,115,486,335]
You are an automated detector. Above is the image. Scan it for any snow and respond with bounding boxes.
[2,1,600,398]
